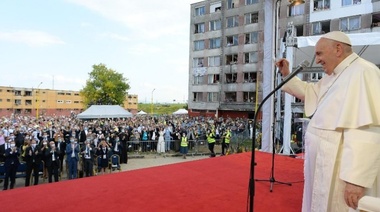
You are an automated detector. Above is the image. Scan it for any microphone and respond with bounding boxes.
[282,60,310,82]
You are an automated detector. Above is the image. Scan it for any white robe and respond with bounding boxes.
[157,131,165,153]
[282,53,380,211]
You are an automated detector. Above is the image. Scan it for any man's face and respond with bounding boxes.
[315,38,339,75]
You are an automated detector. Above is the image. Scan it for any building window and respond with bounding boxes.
[245,32,258,44]
[210,20,221,31]
[226,16,239,28]
[57,92,65,95]
[245,12,258,24]
[340,16,360,31]
[14,90,21,96]
[57,100,64,104]
[227,0,238,9]
[195,6,205,16]
[226,54,238,65]
[312,21,330,35]
[245,52,258,63]
[208,74,220,84]
[244,72,257,83]
[194,23,205,34]
[209,37,221,49]
[0,99,2,102]
[7,99,10,102]
[194,76,204,85]
[313,0,330,11]
[210,1,222,13]
[372,13,380,27]
[66,100,71,104]
[208,56,221,67]
[194,40,205,51]
[342,0,361,6]
[295,25,304,36]
[74,101,80,104]
[193,92,203,102]
[14,99,21,105]
[310,72,323,81]
[74,93,79,96]
[226,35,238,46]
[25,91,32,96]
[243,92,255,102]
[66,93,71,95]
[193,57,204,67]
[207,92,219,102]
[225,73,237,83]
[289,3,305,17]
[225,92,236,102]
[246,0,258,5]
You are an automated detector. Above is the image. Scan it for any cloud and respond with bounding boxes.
[100,32,130,42]
[0,30,65,47]
[66,0,199,40]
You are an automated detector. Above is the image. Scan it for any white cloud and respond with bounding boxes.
[100,32,130,42]
[66,0,199,40]
[0,30,65,47]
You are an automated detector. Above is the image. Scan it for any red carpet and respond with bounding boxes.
[0,152,304,212]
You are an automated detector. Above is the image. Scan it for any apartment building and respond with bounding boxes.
[0,86,138,117]
[188,0,380,119]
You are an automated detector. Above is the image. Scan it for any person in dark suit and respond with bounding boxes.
[96,140,111,175]
[45,141,60,183]
[39,139,49,180]
[81,140,95,177]
[3,141,20,190]
[78,126,87,146]
[66,137,80,179]
[119,130,129,164]
[56,135,66,174]
[45,126,56,142]
[0,140,6,163]
[24,139,42,186]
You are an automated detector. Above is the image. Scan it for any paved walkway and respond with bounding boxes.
[123,154,209,171]
[1,153,210,191]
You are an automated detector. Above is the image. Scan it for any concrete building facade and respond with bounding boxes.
[0,86,138,117]
[188,0,380,119]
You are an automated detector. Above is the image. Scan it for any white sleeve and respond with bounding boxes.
[339,126,380,188]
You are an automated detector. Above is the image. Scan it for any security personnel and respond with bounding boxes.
[221,128,231,156]
[180,133,188,159]
[206,129,216,157]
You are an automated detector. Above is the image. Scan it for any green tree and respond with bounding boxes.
[80,63,130,108]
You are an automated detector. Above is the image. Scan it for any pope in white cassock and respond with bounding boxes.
[276,31,380,212]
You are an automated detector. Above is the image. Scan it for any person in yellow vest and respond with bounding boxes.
[180,133,188,159]
[221,128,231,156]
[206,129,216,157]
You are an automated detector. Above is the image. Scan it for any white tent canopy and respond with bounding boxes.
[77,105,133,119]
[293,32,380,69]
[172,109,188,115]
[136,110,147,115]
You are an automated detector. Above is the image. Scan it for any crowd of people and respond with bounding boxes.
[0,113,251,190]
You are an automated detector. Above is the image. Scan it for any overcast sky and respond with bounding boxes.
[0,0,200,103]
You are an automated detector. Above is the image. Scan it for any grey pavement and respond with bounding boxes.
[1,152,211,191]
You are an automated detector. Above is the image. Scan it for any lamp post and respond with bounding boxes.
[36,82,42,119]
[151,88,155,115]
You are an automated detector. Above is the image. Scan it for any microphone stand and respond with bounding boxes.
[248,61,308,212]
